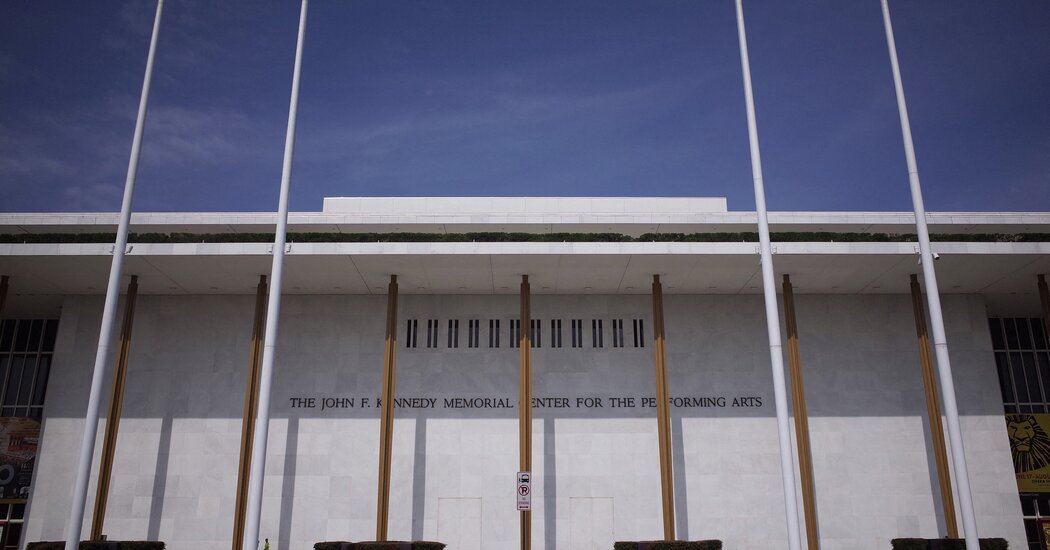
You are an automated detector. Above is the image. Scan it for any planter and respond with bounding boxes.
[27,543,164,550]
[315,542,444,550]
[891,539,929,550]
[890,538,1009,550]
[355,543,412,550]
[614,541,722,550]
[412,543,446,550]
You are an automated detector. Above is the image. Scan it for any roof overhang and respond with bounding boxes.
[1,201,1048,316]
[2,207,1050,236]
[1,240,1047,308]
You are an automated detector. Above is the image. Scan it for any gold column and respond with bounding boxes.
[910,274,958,538]
[651,275,675,540]
[519,275,533,550]
[232,275,267,550]
[1039,275,1050,345]
[376,275,399,541]
[90,275,139,540]
[782,275,819,550]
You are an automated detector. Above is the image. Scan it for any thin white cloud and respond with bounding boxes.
[118,1,154,32]
[61,182,124,212]
[302,75,707,163]
[140,105,265,166]
[0,87,271,211]
[0,121,84,181]
[0,52,13,80]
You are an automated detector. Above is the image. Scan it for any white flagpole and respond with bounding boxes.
[733,2,804,549]
[242,1,308,549]
[880,1,979,548]
[64,2,164,548]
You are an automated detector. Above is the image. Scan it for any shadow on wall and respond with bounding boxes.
[544,416,556,550]
[147,416,172,540]
[672,416,689,541]
[412,417,427,541]
[921,410,950,537]
[279,417,299,550]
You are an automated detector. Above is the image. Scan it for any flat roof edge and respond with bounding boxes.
[1,210,1050,235]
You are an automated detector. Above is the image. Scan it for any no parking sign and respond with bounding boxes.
[516,472,531,511]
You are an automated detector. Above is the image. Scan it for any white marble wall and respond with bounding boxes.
[24,293,1025,549]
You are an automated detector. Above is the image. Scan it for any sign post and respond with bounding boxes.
[517,472,531,511]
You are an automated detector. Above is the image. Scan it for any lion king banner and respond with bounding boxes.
[1007,413,1050,492]
[0,417,39,499]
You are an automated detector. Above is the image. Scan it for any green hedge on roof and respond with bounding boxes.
[1,232,1048,244]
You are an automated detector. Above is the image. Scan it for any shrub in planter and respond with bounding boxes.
[893,538,1009,550]
[653,542,689,550]
[27,543,163,550]
[79,543,120,550]
[651,543,691,550]
[73,544,118,550]
[356,542,411,550]
[931,539,1009,550]
[119,543,165,550]
[615,542,722,550]
[614,541,658,550]
[615,542,665,550]
[412,542,446,550]
[77,541,120,550]
[314,542,354,550]
[26,544,120,550]
[354,543,393,550]
[654,542,721,550]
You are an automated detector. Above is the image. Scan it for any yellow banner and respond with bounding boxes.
[1007,414,1050,492]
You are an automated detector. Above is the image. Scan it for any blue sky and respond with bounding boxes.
[1,1,1047,214]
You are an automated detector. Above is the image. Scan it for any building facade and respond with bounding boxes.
[1,197,1049,550]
